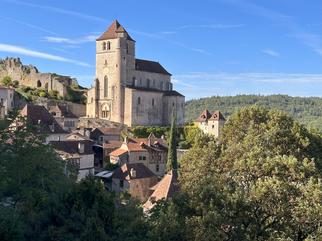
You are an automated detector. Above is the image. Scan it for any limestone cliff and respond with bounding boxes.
[0,57,77,97]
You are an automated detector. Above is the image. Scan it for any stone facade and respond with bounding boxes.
[0,86,15,117]
[0,57,76,97]
[195,109,226,138]
[86,20,185,126]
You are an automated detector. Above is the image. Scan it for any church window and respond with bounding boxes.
[104,76,108,98]
[156,164,159,172]
[147,79,150,88]
[132,77,136,86]
[137,97,141,105]
[102,42,106,50]
[160,81,163,90]
[152,98,155,106]
[172,102,175,107]
[106,41,111,50]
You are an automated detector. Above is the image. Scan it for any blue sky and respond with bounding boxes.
[0,0,321,100]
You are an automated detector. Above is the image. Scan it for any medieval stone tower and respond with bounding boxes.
[86,20,185,127]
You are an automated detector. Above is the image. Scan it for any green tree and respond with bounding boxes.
[167,109,178,171]
[1,76,12,86]
[175,106,322,241]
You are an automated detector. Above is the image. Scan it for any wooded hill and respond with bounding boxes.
[185,95,322,130]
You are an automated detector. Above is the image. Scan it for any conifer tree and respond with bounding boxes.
[167,108,178,171]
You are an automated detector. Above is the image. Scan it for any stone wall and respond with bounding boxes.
[0,57,74,97]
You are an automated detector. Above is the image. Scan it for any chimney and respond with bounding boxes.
[78,142,85,154]
[130,168,136,178]
[124,136,129,144]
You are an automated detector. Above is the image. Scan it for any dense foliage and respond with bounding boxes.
[185,94,322,130]
[151,106,322,241]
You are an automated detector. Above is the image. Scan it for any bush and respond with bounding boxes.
[1,76,12,86]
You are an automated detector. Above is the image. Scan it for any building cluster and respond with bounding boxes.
[195,109,226,138]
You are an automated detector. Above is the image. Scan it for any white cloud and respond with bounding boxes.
[2,0,107,23]
[262,49,280,57]
[43,35,98,45]
[0,43,91,67]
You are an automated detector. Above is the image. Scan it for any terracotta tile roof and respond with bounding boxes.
[50,140,94,155]
[209,111,226,121]
[97,20,135,41]
[195,109,212,122]
[109,148,128,157]
[143,170,179,210]
[19,104,66,134]
[135,59,171,75]
[113,163,156,180]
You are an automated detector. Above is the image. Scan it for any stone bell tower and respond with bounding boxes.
[95,20,135,123]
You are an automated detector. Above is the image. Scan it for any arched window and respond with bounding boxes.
[160,81,163,90]
[152,79,155,87]
[132,77,136,86]
[147,79,150,88]
[102,42,106,50]
[104,76,108,98]
[152,98,155,106]
[37,80,41,88]
[137,97,141,105]
[106,41,111,50]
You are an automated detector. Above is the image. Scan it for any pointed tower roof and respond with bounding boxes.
[209,111,226,121]
[195,109,212,122]
[97,20,135,41]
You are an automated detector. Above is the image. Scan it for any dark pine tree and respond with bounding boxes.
[167,108,178,171]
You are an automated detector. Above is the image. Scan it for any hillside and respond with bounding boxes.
[185,95,322,130]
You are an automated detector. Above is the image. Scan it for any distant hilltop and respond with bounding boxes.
[0,57,80,97]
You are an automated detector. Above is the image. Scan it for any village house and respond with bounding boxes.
[109,133,168,176]
[143,170,179,211]
[195,109,226,138]
[0,85,15,119]
[90,127,122,145]
[50,140,95,181]
[49,104,79,131]
[17,104,67,143]
[111,163,158,201]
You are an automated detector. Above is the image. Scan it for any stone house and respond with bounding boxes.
[0,85,15,118]
[17,104,67,143]
[195,109,226,138]
[86,20,185,126]
[49,104,79,131]
[109,133,168,176]
[50,140,95,181]
[90,127,122,145]
[112,163,158,201]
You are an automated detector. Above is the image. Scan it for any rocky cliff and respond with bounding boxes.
[0,57,77,97]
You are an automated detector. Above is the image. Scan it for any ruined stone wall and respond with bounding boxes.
[0,57,71,97]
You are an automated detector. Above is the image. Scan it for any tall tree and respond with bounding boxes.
[167,108,178,171]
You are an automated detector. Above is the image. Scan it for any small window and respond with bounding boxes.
[142,156,146,161]
[156,164,159,172]
[102,42,106,50]
[152,98,155,106]
[100,136,103,142]
[137,97,141,105]
[212,125,215,129]
[106,41,111,50]
[172,102,175,107]
[120,180,124,188]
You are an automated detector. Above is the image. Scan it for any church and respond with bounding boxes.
[86,20,185,127]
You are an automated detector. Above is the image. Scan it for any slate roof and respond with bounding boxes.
[125,86,184,97]
[97,20,135,41]
[135,59,171,75]
[19,104,66,134]
[49,104,78,118]
[50,140,94,155]
[113,163,156,180]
